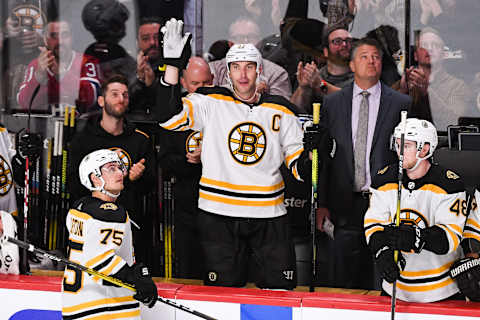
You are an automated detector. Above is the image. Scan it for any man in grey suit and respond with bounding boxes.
[315,38,411,290]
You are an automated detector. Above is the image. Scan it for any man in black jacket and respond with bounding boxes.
[68,74,156,266]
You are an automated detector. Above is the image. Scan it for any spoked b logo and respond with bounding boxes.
[228,122,266,165]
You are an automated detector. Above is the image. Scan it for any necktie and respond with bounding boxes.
[353,91,370,191]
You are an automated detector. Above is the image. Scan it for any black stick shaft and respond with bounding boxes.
[5,236,217,320]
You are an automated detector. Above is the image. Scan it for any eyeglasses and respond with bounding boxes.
[331,37,353,46]
[101,163,126,175]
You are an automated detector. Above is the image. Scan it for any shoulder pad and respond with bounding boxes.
[425,165,465,194]
[74,196,127,223]
[260,94,300,115]
[371,162,398,189]
[196,86,232,97]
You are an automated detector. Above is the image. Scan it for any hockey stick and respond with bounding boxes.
[309,102,321,292]
[4,236,218,320]
[391,111,408,320]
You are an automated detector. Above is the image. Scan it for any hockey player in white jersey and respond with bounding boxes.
[364,118,467,302]
[62,149,157,319]
[157,18,333,289]
[450,188,480,301]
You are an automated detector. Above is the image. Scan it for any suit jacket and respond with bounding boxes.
[319,82,411,227]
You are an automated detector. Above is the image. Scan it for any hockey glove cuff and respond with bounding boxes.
[303,125,336,159]
[449,257,480,301]
[375,246,405,283]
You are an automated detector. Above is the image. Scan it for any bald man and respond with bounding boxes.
[180,57,214,93]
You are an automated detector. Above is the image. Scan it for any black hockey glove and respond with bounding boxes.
[303,125,336,158]
[110,263,158,307]
[375,246,405,283]
[449,256,480,302]
[383,224,425,253]
[131,263,158,308]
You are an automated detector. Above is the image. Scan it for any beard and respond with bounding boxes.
[104,101,127,119]
[328,50,350,67]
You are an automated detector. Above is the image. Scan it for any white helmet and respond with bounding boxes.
[226,43,262,74]
[79,149,126,198]
[393,118,437,170]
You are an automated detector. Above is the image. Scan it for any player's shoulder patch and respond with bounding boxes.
[134,128,149,139]
[446,170,460,180]
[426,165,465,194]
[371,163,398,189]
[377,165,390,175]
[76,196,127,223]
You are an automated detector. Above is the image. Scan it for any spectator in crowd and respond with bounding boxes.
[209,16,292,100]
[322,0,356,29]
[128,16,165,114]
[365,25,401,86]
[1,0,57,110]
[17,20,102,113]
[393,33,432,122]
[204,40,231,63]
[450,186,480,302]
[159,19,333,289]
[365,118,466,302]
[68,74,156,266]
[82,0,136,84]
[316,38,411,290]
[291,25,354,113]
[416,27,476,132]
[158,56,213,279]
[0,123,19,275]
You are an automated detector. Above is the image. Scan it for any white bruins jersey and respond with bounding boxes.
[160,87,305,218]
[0,126,17,216]
[62,197,139,320]
[463,189,480,245]
[364,164,467,302]
[0,210,19,274]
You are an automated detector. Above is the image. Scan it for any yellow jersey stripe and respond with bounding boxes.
[182,97,195,129]
[401,261,454,277]
[134,129,149,138]
[467,218,480,230]
[86,249,115,268]
[463,232,480,242]
[260,103,295,116]
[69,209,92,221]
[292,164,300,180]
[200,177,284,192]
[395,277,453,292]
[438,224,460,250]
[84,309,140,320]
[162,109,189,130]
[62,296,135,313]
[285,148,303,168]
[365,226,383,239]
[418,184,447,194]
[207,93,239,103]
[93,256,124,281]
[378,183,398,192]
[364,218,390,225]
[200,191,284,207]
[446,223,463,235]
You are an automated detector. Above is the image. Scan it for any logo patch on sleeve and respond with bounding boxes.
[446,170,459,180]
